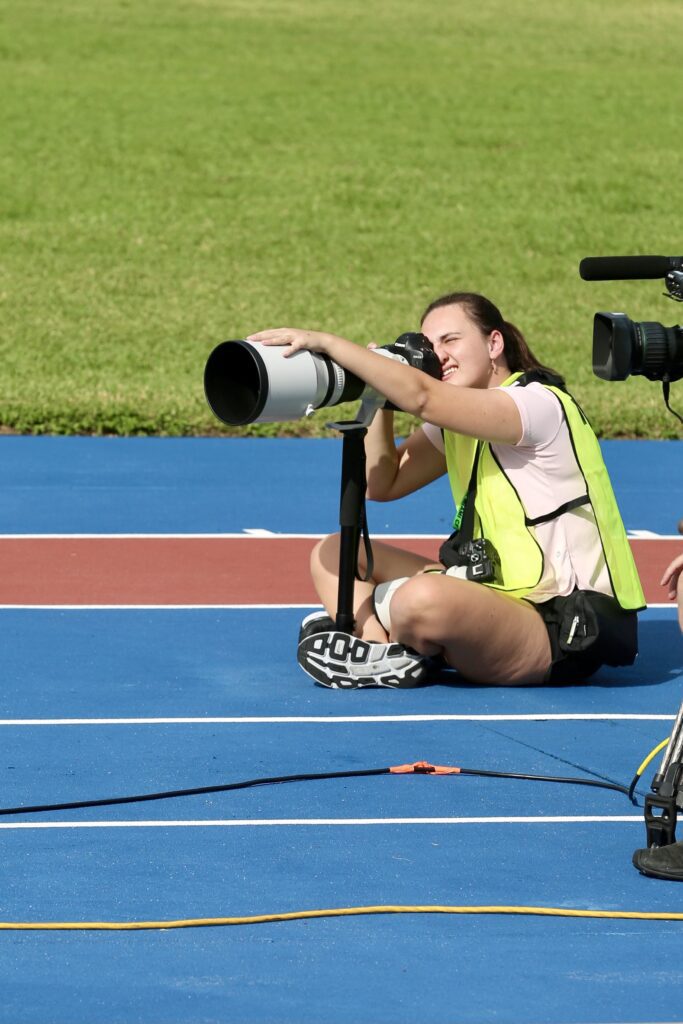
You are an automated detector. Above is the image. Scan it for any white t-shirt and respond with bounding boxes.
[421,382,613,603]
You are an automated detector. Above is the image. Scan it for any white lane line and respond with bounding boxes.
[0,603,675,610]
[0,714,675,726]
[0,533,275,539]
[0,532,679,540]
[0,533,439,540]
[0,604,322,610]
[628,530,681,539]
[0,816,643,829]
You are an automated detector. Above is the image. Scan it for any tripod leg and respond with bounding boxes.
[652,700,683,792]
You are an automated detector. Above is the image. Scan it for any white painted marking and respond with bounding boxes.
[1,532,680,541]
[627,530,673,539]
[0,604,322,610]
[0,714,675,726]
[0,532,437,540]
[0,603,675,611]
[0,816,643,829]
[0,533,256,540]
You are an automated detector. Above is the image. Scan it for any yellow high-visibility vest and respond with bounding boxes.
[442,372,646,609]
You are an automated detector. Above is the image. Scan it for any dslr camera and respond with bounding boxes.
[439,536,500,583]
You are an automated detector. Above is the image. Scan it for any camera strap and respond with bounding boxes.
[451,441,481,544]
[438,443,481,568]
[357,504,374,582]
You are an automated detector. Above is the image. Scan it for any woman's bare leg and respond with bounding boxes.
[389,573,552,685]
[310,534,433,642]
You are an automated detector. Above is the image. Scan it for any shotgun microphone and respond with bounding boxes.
[579,255,683,281]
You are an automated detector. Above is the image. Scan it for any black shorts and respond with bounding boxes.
[530,589,639,684]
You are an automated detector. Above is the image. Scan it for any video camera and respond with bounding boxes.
[580,255,683,421]
[582,259,683,872]
[204,332,441,426]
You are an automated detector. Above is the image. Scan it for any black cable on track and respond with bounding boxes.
[0,760,634,817]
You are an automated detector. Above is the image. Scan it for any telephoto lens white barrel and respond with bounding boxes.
[204,339,365,425]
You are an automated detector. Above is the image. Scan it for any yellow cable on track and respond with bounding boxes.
[2,905,683,930]
[635,738,669,779]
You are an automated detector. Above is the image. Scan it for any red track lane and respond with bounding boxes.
[0,537,679,606]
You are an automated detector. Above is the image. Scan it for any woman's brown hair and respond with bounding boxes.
[420,291,563,382]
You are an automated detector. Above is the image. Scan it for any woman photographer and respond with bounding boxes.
[249,291,645,688]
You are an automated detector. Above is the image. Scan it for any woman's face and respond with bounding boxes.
[421,303,500,389]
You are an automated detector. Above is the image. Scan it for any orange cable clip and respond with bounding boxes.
[389,761,461,775]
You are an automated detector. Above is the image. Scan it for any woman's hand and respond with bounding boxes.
[661,552,683,602]
[246,328,340,358]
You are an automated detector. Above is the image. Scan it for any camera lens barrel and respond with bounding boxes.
[636,322,675,380]
[593,313,683,382]
[204,339,366,425]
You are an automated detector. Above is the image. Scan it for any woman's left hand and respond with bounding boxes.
[246,328,339,358]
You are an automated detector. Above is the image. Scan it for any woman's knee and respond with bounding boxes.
[312,532,376,581]
[311,533,340,576]
[390,575,453,646]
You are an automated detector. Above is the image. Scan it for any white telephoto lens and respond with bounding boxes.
[204,339,365,425]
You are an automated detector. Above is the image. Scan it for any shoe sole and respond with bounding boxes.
[297,631,428,689]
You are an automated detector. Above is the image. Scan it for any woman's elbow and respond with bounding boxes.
[366,480,392,502]
[411,382,437,422]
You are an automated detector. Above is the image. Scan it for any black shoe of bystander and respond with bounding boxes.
[632,841,683,881]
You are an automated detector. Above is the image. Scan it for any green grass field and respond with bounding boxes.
[1,0,682,437]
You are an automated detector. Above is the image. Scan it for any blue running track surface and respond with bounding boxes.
[0,436,682,1024]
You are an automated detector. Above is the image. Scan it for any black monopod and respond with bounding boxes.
[327,401,379,634]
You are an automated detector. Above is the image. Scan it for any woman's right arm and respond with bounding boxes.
[365,411,447,501]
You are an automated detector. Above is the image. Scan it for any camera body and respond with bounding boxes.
[376,332,442,411]
[383,332,442,375]
[439,536,500,583]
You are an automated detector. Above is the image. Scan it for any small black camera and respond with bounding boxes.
[439,536,500,583]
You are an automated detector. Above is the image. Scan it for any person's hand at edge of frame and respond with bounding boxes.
[662,523,683,630]
[661,552,683,603]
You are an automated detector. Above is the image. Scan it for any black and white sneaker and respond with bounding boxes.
[297,628,429,689]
